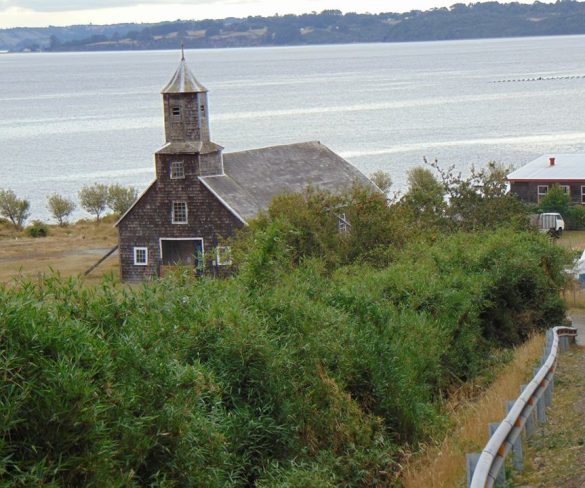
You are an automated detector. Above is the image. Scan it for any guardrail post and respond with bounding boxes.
[520,385,536,438]
[536,391,547,424]
[466,453,480,488]
[544,373,553,407]
[550,368,555,396]
[489,423,506,485]
[506,401,524,472]
[545,330,553,354]
[469,328,578,488]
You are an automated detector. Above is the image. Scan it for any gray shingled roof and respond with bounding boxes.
[156,141,223,155]
[161,59,208,94]
[200,141,379,223]
[508,154,585,181]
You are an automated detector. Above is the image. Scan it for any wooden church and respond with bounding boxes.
[116,53,378,281]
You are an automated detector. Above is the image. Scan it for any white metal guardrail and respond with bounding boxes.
[467,325,578,488]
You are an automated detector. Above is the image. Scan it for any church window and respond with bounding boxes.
[170,161,185,179]
[338,213,350,233]
[171,106,181,117]
[133,247,148,266]
[200,104,206,115]
[215,246,232,266]
[172,201,188,224]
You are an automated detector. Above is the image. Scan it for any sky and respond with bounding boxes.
[0,0,558,29]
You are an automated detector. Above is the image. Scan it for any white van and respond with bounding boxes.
[534,212,565,237]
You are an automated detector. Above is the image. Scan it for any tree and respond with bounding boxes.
[407,166,443,195]
[430,160,528,232]
[47,193,76,226]
[107,184,138,215]
[48,34,61,50]
[236,182,405,270]
[272,24,302,45]
[401,166,446,228]
[538,184,570,215]
[205,24,221,37]
[369,170,393,193]
[79,183,109,223]
[0,189,30,230]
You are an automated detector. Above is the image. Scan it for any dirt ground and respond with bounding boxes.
[0,219,119,284]
[512,313,585,488]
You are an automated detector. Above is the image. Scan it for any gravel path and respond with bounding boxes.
[567,311,585,346]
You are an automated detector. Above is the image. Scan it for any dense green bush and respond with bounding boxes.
[0,227,568,486]
[538,183,570,215]
[25,220,49,237]
[565,205,585,230]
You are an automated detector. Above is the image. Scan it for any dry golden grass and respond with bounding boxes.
[511,344,585,487]
[0,216,119,284]
[402,334,545,488]
[558,230,585,251]
[563,280,585,310]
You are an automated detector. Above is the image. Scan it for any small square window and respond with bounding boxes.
[537,185,548,202]
[172,201,188,224]
[560,185,570,196]
[171,106,181,117]
[216,246,232,266]
[170,161,185,179]
[200,104,206,115]
[134,247,148,266]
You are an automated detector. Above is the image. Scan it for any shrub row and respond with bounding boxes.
[0,227,568,486]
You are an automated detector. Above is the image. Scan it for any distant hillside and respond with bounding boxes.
[0,23,142,51]
[3,1,585,52]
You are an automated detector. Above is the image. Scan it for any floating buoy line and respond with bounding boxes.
[491,75,585,83]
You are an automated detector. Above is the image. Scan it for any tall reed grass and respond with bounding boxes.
[0,229,569,486]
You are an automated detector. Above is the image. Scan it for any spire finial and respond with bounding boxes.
[181,42,185,61]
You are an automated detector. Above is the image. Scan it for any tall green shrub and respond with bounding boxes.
[538,183,570,215]
[0,228,569,486]
[565,205,585,230]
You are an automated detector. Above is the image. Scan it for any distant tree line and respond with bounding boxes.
[0,184,138,234]
[5,1,585,52]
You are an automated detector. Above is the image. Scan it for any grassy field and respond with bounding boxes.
[558,230,585,251]
[0,217,119,284]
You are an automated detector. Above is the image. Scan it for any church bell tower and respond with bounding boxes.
[160,49,223,176]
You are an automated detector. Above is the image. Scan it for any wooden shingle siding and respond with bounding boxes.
[116,55,377,281]
[510,181,585,205]
[118,172,243,282]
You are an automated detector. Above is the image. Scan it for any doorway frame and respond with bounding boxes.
[159,237,205,267]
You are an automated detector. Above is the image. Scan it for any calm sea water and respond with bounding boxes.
[1,36,585,221]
